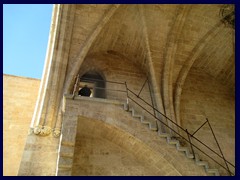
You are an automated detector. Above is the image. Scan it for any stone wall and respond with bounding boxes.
[4,72,231,176]
[79,52,155,116]
[18,135,59,176]
[3,74,40,176]
[79,52,150,99]
[72,116,176,175]
[57,95,209,176]
[180,68,235,175]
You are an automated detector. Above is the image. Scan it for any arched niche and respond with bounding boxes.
[79,71,106,99]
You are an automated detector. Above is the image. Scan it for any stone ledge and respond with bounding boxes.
[64,94,125,105]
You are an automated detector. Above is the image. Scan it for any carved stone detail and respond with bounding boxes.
[53,128,61,137]
[29,126,61,137]
[220,5,235,29]
[33,125,52,136]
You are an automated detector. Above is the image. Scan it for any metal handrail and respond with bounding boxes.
[128,88,187,132]
[80,77,125,85]
[93,86,127,93]
[127,87,235,169]
[191,130,235,168]
[73,77,235,175]
[127,94,234,176]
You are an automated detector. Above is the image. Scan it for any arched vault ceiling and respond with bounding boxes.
[166,4,234,88]
[142,4,178,83]
[67,4,114,76]
[69,4,234,92]
[89,5,147,69]
[174,4,235,92]
[192,27,235,91]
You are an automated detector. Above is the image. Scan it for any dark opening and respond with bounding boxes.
[80,71,106,98]
[78,85,92,97]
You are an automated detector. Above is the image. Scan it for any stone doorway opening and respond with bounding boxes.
[79,71,106,99]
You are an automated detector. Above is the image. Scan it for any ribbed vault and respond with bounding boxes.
[31,3,235,148]
[21,4,235,176]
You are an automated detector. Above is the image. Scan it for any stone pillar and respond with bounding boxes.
[29,4,76,137]
[56,99,78,175]
[18,4,76,176]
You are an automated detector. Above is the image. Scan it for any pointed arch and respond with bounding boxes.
[63,5,120,95]
[173,21,223,126]
[79,70,106,98]
[161,5,192,132]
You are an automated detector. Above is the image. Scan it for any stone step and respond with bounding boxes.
[123,104,220,176]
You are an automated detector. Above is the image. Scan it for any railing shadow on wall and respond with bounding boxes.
[71,77,235,176]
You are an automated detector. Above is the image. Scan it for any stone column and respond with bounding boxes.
[29,4,76,137]
[18,4,76,176]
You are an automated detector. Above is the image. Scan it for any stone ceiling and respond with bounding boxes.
[67,4,235,93]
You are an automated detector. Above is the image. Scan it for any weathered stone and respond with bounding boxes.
[3,4,235,176]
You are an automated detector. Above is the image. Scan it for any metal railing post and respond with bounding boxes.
[191,119,208,136]
[72,74,80,99]
[147,78,156,118]
[186,129,195,159]
[206,118,231,175]
[69,77,234,175]
[137,78,148,97]
[127,89,234,175]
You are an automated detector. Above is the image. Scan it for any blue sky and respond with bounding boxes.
[3,4,53,79]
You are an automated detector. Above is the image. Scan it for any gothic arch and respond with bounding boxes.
[63,5,120,95]
[79,70,106,98]
[173,21,223,126]
[161,5,191,131]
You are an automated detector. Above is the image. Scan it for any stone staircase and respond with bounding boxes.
[123,103,220,176]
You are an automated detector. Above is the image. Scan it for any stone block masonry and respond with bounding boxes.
[57,96,208,176]
[3,74,40,176]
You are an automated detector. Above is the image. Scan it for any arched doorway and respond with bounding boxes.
[79,71,106,98]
